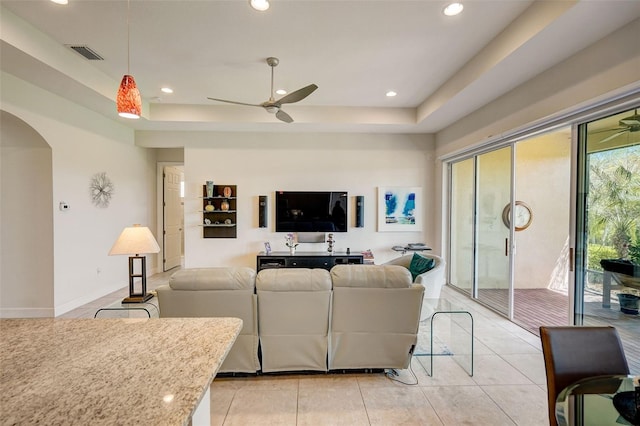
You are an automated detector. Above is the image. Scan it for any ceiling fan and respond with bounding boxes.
[596,109,640,143]
[207,57,318,123]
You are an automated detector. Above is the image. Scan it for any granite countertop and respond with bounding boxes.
[0,317,242,425]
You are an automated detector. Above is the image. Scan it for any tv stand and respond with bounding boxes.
[257,251,364,272]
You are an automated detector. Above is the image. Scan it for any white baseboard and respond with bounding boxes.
[0,307,55,318]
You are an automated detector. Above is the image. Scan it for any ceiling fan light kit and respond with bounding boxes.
[116,0,141,119]
[207,57,318,123]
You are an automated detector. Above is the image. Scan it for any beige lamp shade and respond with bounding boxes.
[109,224,160,256]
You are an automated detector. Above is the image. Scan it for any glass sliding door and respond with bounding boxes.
[475,147,512,316]
[576,106,640,373]
[447,129,572,331]
[449,159,475,295]
[512,132,571,333]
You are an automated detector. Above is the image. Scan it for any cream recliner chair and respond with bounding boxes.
[256,268,332,372]
[328,264,424,370]
[384,253,446,321]
[156,267,260,373]
[384,253,445,300]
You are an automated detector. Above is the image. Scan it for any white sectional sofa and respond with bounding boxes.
[256,268,332,372]
[156,267,261,374]
[329,265,424,370]
[156,263,427,373]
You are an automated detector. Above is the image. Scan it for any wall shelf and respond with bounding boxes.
[202,184,237,238]
[202,210,237,213]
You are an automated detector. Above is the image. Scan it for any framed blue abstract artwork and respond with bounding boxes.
[377,186,422,232]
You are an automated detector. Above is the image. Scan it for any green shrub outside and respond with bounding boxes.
[587,244,618,271]
[629,243,640,265]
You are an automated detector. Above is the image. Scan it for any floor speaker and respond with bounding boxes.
[355,195,364,228]
[259,195,267,228]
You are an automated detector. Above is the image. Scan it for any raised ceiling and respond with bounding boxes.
[1,0,639,133]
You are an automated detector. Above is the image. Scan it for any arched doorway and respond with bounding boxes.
[0,110,54,317]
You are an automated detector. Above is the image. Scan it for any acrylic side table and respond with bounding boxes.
[418,298,474,376]
[94,296,159,318]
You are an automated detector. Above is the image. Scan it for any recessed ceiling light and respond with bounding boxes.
[275,89,287,95]
[443,2,464,16]
[50,0,68,4]
[249,0,270,11]
[386,91,397,97]
[161,87,173,94]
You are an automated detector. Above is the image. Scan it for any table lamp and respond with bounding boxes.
[109,224,160,303]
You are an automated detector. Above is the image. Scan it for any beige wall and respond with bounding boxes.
[1,72,158,317]
[514,133,571,290]
[0,111,54,317]
[137,131,437,267]
[155,148,184,163]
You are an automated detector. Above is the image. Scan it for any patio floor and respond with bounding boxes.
[469,287,640,374]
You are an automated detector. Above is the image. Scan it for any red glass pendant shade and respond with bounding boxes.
[117,74,141,119]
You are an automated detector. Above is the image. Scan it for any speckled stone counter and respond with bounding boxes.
[0,317,242,425]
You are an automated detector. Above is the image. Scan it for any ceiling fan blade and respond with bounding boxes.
[590,127,626,134]
[276,109,294,123]
[207,97,261,107]
[599,130,628,143]
[276,84,318,105]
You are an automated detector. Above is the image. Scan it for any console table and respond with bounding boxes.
[257,251,364,271]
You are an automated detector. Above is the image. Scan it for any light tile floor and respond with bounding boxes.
[61,268,550,425]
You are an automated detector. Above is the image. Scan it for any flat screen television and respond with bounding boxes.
[275,191,348,232]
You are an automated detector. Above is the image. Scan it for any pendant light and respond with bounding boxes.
[117,0,141,119]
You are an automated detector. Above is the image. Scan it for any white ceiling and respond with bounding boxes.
[1,0,639,133]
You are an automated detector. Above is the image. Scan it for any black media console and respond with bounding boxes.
[256,251,364,272]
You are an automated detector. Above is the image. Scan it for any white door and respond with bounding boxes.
[164,166,183,271]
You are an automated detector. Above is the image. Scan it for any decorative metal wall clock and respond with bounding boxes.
[89,172,114,208]
[502,201,533,231]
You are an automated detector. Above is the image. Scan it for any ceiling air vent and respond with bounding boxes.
[66,45,104,61]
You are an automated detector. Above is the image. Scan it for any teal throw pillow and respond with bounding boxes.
[408,253,435,281]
